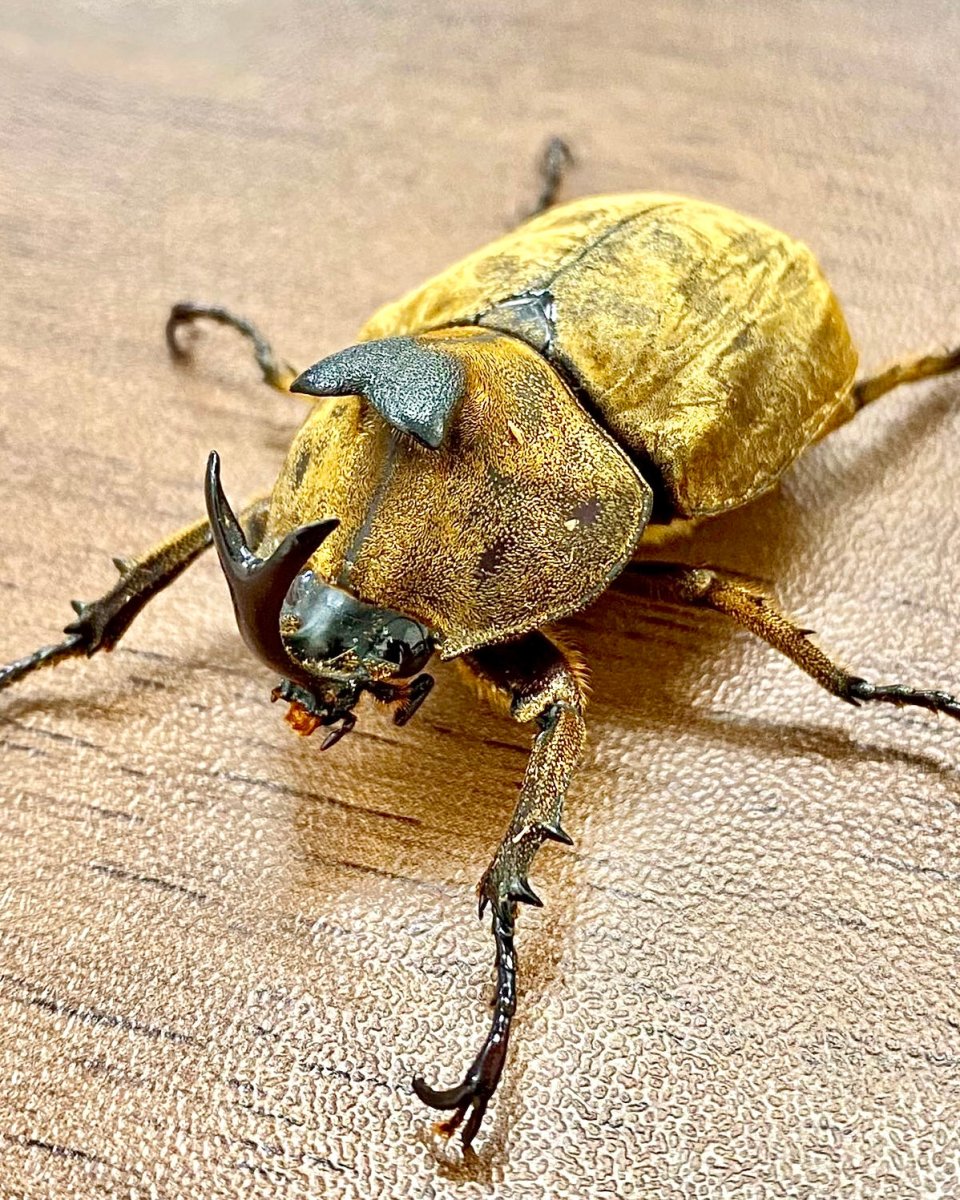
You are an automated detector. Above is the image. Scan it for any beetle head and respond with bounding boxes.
[205,452,435,747]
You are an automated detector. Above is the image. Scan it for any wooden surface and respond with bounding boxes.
[1,2,959,1197]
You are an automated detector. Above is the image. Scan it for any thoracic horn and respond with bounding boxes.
[289,336,465,449]
[204,451,338,681]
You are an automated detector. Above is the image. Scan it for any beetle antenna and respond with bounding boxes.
[205,452,338,682]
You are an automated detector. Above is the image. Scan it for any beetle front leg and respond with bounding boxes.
[413,632,587,1146]
[0,498,268,695]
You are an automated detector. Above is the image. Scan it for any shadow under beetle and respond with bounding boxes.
[3,139,960,1148]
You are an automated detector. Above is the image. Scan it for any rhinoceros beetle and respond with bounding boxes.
[3,139,959,1147]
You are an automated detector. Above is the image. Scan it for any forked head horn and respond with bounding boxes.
[204,452,338,682]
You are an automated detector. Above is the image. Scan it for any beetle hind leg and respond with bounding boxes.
[523,136,575,220]
[851,343,960,410]
[623,562,960,723]
[412,632,587,1147]
[166,302,298,392]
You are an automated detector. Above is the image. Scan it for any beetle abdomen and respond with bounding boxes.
[360,194,858,518]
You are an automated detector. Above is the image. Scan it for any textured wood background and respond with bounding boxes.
[1,2,959,1197]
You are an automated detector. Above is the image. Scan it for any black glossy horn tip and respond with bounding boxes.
[289,368,322,396]
[204,450,226,524]
[204,450,253,569]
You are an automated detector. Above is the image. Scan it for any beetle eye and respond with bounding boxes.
[372,618,432,677]
[380,638,406,666]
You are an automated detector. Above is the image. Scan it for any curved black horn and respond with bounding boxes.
[205,452,338,681]
[289,337,465,449]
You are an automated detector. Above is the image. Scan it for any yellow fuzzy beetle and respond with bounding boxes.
[3,140,958,1147]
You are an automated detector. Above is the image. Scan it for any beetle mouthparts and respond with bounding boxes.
[281,697,324,738]
[270,678,360,748]
[275,693,356,748]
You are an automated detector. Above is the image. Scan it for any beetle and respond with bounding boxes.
[2,138,959,1148]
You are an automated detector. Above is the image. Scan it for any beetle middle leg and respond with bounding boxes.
[166,302,298,392]
[623,561,960,722]
[413,631,587,1146]
[0,497,269,695]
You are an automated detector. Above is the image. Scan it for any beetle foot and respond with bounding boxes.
[0,633,87,694]
[412,904,516,1147]
[320,712,356,750]
[846,677,960,720]
[413,1030,511,1147]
